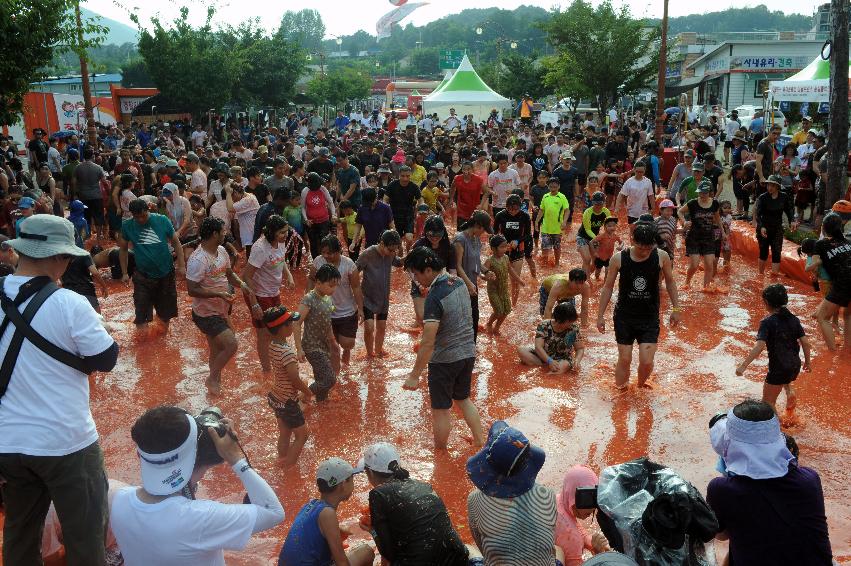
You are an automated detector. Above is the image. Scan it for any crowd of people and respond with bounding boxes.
[0,104,847,565]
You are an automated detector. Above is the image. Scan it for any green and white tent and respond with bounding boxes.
[422,54,511,122]
[769,55,851,102]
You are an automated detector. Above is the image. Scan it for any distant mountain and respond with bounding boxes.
[652,5,814,35]
[80,7,138,46]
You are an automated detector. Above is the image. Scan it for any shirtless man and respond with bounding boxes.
[539,268,591,326]
[596,222,681,390]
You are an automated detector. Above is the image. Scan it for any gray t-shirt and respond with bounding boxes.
[423,273,475,363]
[74,160,106,200]
[572,145,590,175]
[313,255,357,318]
[453,231,481,285]
[264,174,294,192]
[355,245,400,315]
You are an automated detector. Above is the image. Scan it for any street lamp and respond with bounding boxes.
[510,41,518,49]
[151,105,156,123]
[476,27,483,35]
[335,37,342,57]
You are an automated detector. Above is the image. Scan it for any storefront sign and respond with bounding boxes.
[730,55,810,72]
[704,58,729,75]
[119,97,149,114]
[666,61,682,80]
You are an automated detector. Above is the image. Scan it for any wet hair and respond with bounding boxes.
[90,244,105,256]
[306,171,323,190]
[797,238,818,257]
[120,173,135,189]
[368,459,410,481]
[568,268,587,282]
[603,216,619,226]
[128,199,148,214]
[784,433,800,458]
[339,200,353,211]
[762,283,788,309]
[131,405,190,455]
[262,214,288,243]
[496,153,509,163]
[632,222,657,246]
[403,246,445,272]
[272,188,290,203]
[399,165,412,174]
[362,187,377,205]
[380,229,402,247]
[732,399,775,422]
[319,234,342,253]
[199,216,225,240]
[552,301,578,323]
[315,263,341,283]
[821,212,845,239]
[489,234,507,249]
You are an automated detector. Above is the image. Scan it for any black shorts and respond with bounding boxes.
[686,238,716,257]
[627,216,639,224]
[268,394,305,428]
[766,367,800,386]
[427,357,474,409]
[394,214,414,236]
[132,270,178,324]
[577,173,587,188]
[192,311,231,337]
[82,198,104,225]
[506,236,534,261]
[724,141,734,149]
[363,306,388,321]
[331,313,358,340]
[613,316,660,345]
[826,285,851,308]
[594,257,610,269]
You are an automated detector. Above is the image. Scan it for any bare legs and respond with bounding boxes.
[205,329,237,394]
[276,419,309,466]
[364,318,388,357]
[615,342,657,389]
[432,399,484,449]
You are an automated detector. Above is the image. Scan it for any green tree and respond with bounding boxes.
[134,7,245,116]
[277,9,325,53]
[495,52,548,101]
[542,0,659,113]
[121,58,155,88]
[542,53,593,112]
[0,0,106,125]
[307,64,372,107]
[406,47,441,76]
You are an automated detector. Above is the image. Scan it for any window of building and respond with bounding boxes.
[754,79,770,98]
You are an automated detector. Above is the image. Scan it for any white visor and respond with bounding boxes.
[137,414,198,495]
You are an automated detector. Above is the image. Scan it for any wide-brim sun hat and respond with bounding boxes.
[8,215,90,258]
[710,409,793,479]
[466,420,545,498]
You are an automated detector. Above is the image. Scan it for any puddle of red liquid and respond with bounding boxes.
[3,219,850,565]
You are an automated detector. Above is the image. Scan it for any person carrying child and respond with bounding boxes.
[294,263,340,401]
[283,190,308,267]
[484,234,525,336]
[262,305,311,466]
[517,301,584,374]
[277,458,374,566]
[736,283,811,421]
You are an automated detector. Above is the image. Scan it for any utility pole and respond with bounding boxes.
[654,0,669,145]
[74,0,97,149]
[826,0,849,209]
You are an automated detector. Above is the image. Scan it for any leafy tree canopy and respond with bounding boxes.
[277,9,326,53]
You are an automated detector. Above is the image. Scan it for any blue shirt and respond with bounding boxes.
[334,116,350,132]
[278,499,332,566]
[750,116,765,134]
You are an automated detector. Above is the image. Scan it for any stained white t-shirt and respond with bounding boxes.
[110,487,257,566]
[313,255,357,318]
[619,176,654,218]
[487,168,521,208]
[186,245,231,318]
[0,276,115,456]
[248,236,287,298]
[232,193,260,246]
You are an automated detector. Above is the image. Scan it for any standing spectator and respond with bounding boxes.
[454,210,494,342]
[27,128,48,171]
[403,246,485,448]
[0,215,118,566]
[707,400,833,565]
[118,199,186,332]
[226,182,260,256]
[185,151,207,197]
[615,163,654,224]
[74,147,107,240]
[466,421,563,566]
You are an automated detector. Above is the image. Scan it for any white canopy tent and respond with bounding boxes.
[768,55,851,102]
[422,54,511,123]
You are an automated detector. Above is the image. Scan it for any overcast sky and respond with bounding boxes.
[85,0,823,38]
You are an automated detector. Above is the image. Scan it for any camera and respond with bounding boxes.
[575,486,598,510]
[194,406,228,467]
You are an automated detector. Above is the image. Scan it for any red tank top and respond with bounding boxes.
[304,189,329,223]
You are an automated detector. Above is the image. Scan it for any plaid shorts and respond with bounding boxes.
[541,233,562,250]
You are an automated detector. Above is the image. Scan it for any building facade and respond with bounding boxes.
[30,74,122,97]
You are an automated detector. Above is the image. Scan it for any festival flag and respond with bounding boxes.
[376,2,427,41]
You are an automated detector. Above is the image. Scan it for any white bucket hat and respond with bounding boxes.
[8,215,90,259]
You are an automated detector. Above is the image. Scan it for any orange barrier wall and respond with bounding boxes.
[728,220,810,285]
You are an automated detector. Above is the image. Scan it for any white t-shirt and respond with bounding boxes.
[110,487,257,566]
[619,176,654,218]
[703,135,716,151]
[232,193,259,246]
[313,255,357,318]
[725,120,740,138]
[191,130,208,148]
[248,236,287,298]
[186,245,231,318]
[419,117,434,133]
[190,169,207,196]
[209,201,233,234]
[0,276,114,456]
[487,168,521,208]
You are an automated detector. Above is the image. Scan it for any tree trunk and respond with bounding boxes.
[655,0,669,145]
[826,0,849,208]
[75,1,97,150]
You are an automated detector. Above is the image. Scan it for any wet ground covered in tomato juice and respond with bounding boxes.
[16,216,851,564]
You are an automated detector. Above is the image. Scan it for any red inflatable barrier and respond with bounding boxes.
[727,220,810,285]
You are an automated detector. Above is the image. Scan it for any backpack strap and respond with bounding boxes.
[0,276,88,402]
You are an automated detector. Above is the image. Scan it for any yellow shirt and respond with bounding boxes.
[410,164,427,187]
[421,186,440,211]
[541,273,570,292]
[341,212,357,239]
[791,129,809,146]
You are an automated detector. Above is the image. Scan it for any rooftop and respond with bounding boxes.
[31,73,123,86]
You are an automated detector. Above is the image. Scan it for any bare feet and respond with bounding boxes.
[205,377,221,395]
[376,349,390,358]
[637,381,654,389]
[402,376,419,391]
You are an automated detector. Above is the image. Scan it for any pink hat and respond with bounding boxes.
[391,149,406,164]
[659,199,676,209]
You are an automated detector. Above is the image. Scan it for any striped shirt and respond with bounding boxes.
[467,484,557,566]
[270,340,298,402]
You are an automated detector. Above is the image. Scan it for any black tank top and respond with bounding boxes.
[615,248,660,320]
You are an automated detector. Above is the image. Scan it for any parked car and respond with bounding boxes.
[735,105,788,134]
